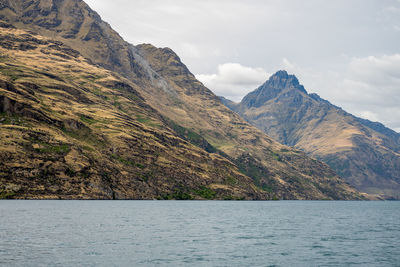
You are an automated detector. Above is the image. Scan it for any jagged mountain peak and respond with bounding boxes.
[241,70,307,108]
[266,70,305,92]
[271,70,292,82]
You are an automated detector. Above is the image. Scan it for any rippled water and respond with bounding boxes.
[0,201,399,266]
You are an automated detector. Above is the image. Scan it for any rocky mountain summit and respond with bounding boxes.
[224,70,400,199]
[241,70,307,109]
[0,0,363,199]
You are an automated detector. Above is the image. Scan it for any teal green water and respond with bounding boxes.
[0,201,399,266]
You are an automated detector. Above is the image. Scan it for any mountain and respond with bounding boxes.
[226,70,400,199]
[0,0,362,199]
[0,25,268,199]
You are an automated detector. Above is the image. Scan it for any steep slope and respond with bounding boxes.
[0,0,144,80]
[0,0,363,199]
[229,70,400,199]
[134,44,363,200]
[0,25,265,200]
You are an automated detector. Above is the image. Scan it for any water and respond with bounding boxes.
[0,201,399,266]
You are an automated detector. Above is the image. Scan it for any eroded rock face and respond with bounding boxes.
[226,70,400,199]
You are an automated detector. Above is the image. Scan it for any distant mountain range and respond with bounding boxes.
[0,0,363,199]
[221,70,400,199]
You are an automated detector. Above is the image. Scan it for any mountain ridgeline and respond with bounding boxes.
[0,0,362,199]
[223,70,400,199]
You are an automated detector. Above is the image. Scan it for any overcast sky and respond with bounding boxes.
[85,0,400,132]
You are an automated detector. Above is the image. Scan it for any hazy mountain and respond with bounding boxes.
[0,0,362,199]
[226,70,400,199]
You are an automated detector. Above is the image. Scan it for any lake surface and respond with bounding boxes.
[0,201,399,266]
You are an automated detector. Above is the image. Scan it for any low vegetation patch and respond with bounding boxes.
[0,112,26,126]
[111,154,145,169]
[270,151,282,161]
[223,195,245,200]
[34,143,70,154]
[225,176,238,186]
[161,190,193,200]
[79,115,98,125]
[0,190,16,199]
[194,186,216,199]
[136,114,160,128]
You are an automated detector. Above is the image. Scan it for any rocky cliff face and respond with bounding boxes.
[227,70,400,199]
[0,0,363,199]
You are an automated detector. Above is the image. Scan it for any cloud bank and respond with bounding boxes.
[340,54,400,132]
[196,63,269,102]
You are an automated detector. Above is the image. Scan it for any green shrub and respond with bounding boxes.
[162,190,193,200]
[194,186,216,199]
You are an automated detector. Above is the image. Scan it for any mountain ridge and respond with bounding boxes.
[224,70,400,199]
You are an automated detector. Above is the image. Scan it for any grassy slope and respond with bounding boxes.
[0,26,264,200]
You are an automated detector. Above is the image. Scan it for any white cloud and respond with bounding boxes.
[339,56,400,132]
[347,54,400,85]
[282,58,295,70]
[196,63,269,102]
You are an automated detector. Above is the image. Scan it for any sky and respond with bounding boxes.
[85,0,400,132]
